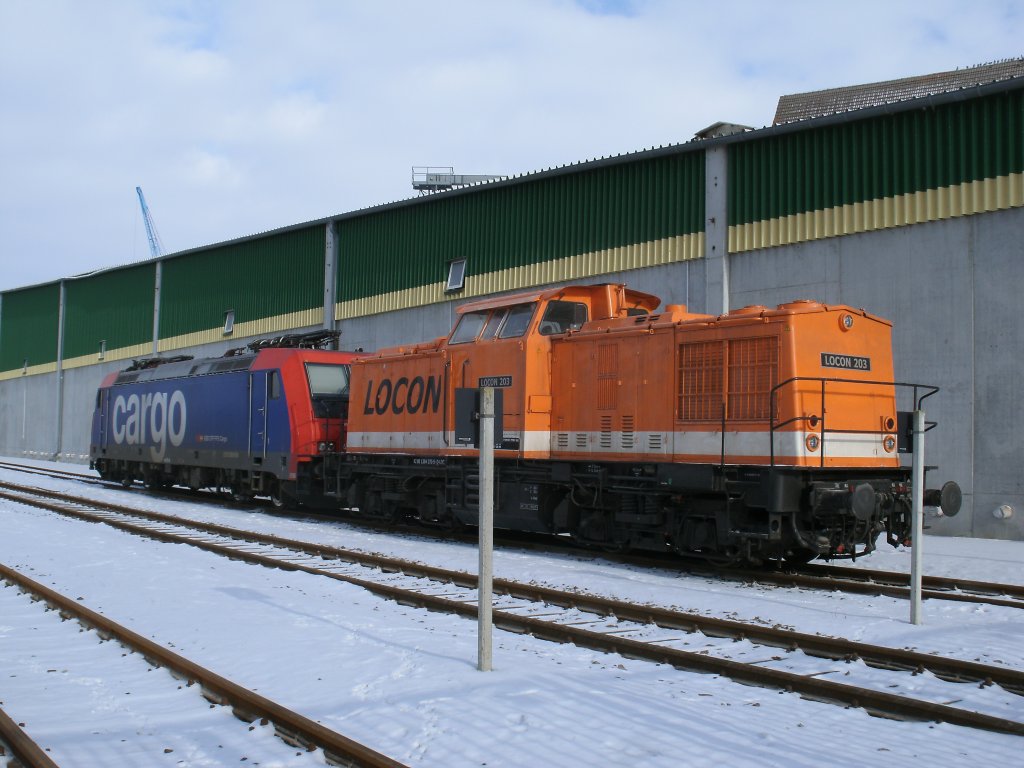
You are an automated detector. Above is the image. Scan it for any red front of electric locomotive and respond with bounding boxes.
[252,348,362,475]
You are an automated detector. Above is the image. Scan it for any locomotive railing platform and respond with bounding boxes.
[766,377,939,469]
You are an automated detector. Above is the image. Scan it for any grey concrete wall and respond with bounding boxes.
[972,210,1024,539]
[0,373,59,460]
[727,207,1024,540]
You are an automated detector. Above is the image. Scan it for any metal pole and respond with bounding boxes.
[478,387,494,671]
[54,280,66,460]
[152,260,162,355]
[910,409,925,625]
[323,221,338,333]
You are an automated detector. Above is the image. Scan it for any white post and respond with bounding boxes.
[478,387,495,671]
[910,409,925,625]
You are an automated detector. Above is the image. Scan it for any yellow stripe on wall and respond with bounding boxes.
[2,308,326,377]
[157,307,323,354]
[62,341,154,371]
[335,232,704,320]
[728,173,1024,253]
[0,361,58,381]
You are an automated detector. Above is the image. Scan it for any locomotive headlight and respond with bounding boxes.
[839,313,854,331]
[318,441,335,453]
[805,434,820,452]
[883,435,897,453]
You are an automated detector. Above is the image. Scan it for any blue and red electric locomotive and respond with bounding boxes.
[89,331,360,506]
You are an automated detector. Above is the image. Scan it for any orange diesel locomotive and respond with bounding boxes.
[334,283,959,564]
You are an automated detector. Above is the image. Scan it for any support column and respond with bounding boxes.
[54,280,66,460]
[152,259,162,355]
[703,146,730,315]
[323,221,339,335]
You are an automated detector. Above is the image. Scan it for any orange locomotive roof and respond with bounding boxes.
[574,298,891,338]
[455,282,661,318]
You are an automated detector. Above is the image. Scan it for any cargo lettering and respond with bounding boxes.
[111,390,187,461]
[362,376,442,416]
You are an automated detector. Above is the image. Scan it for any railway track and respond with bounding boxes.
[2,480,1023,737]
[0,559,407,768]
[0,460,98,484]
[693,560,1024,611]
[3,459,1023,612]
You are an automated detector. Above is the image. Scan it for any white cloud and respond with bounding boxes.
[0,0,1020,290]
[178,149,244,188]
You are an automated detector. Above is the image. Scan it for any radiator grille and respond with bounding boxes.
[678,337,777,422]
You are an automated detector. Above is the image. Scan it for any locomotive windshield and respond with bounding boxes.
[305,363,351,418]
[450,303,537,343]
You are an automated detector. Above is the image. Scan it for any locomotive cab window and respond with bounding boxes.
[306,363,352,418]
[268,370,281,399]
[538,300,588,335]
[497,303,536,339]
[450,310,489,344]
[306,363,350,396]
[482,309,507,339]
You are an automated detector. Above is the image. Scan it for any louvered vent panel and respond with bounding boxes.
[678,341,724,421]
[621,415,635,449]
[728,337,778,420]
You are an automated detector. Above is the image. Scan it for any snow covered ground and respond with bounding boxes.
[1,458,1022,767]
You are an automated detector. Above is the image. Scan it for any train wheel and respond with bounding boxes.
[144,474,168,491]
[268,479,293,509]
[782,547,819,566]
[231,488,255,504]
[270,484,285,508]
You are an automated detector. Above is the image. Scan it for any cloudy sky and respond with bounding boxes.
[1,0,1020,291]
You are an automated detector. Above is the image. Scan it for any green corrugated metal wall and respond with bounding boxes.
[336,151,706,303]
[0,283,60,371]
[63,263,154,360]
[159,225,324,340]
[729,89,1024,226]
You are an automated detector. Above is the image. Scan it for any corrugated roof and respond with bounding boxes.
[773,57,1024,125]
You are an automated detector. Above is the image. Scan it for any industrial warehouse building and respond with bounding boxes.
[1,61,1021,540]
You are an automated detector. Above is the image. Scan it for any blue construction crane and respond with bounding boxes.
[135,186,165,258]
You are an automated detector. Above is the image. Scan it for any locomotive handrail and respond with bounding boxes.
[768,377,939,468]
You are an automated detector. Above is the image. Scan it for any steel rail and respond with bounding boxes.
[0,562,407,768]
[3,484,1023,735]
[0,705,60,768]
[801,561,1024,602]
[722,565,1024,610]
[0,460,96,483]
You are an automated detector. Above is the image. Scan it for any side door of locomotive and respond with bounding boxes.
[96,388,110,450]
[249,370,269,462]
[448,302,538,453]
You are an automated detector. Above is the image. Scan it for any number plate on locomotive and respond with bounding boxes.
[820,352,871,371]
